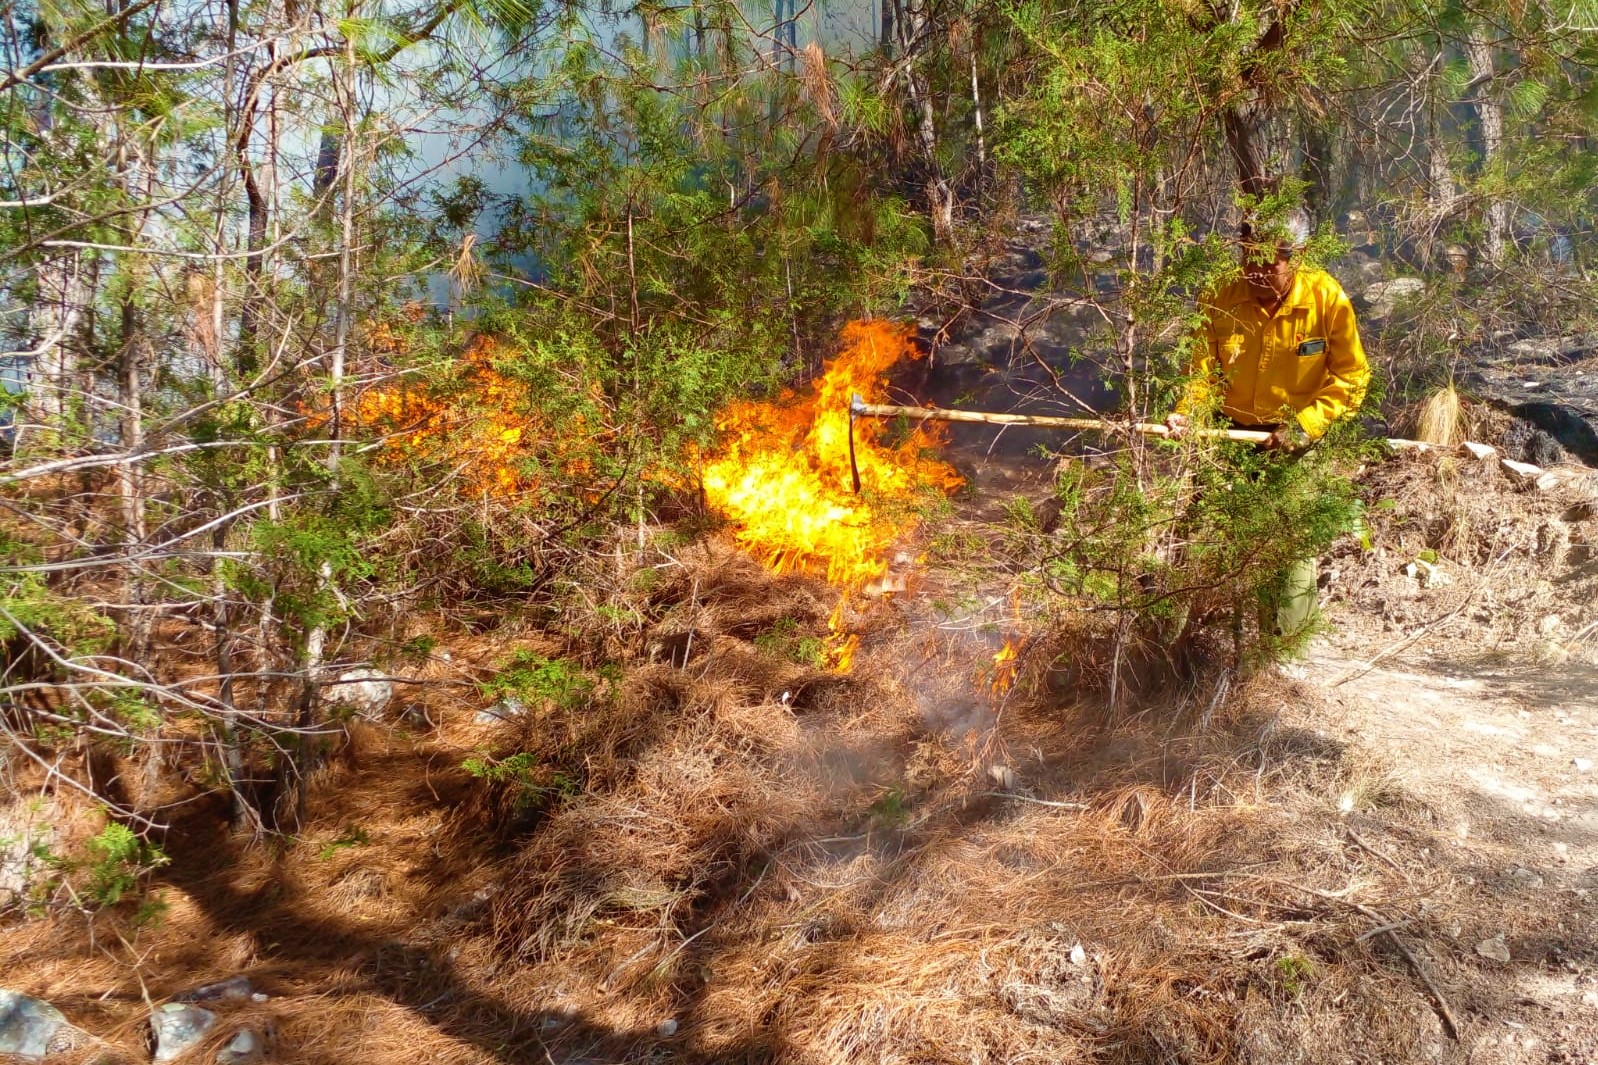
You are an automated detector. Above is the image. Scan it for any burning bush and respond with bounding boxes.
[350,335,605,501]
[699,319,963,588]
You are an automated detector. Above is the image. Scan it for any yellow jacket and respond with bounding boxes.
[1179,268,1370,440]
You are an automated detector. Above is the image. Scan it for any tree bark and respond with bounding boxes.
[897,0,954,242]
[1467,29,1506,267]
[115,295,150,663]
[290,30,359,831]
[24,253,84,437]
[1220,2,1299,201]
[1425,58,1457,268]
[1222,104,1270,200]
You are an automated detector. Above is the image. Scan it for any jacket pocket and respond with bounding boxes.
[1293,353,1328,393]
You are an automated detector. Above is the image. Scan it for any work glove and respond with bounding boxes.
[1264,422,1312,452]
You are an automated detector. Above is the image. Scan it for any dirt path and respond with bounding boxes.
[1297,636,1598,1062]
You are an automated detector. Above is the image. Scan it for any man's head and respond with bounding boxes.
[1239,208,1310,306]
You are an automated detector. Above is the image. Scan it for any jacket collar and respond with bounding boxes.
[1279,269,1317,313]
[1227,269,1314,318]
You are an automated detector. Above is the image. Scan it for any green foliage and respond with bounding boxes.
[462,751,541,784]
[316,825,371,861]
[869,787,910,827]
[0,569,116,655]
[1030,434,1366,669]
[753,617,825,667]
[463,750,577,811]
[481,650,592,711]
[399,635,438,660]
[60,824,170,910]
[1273,953,1315,998]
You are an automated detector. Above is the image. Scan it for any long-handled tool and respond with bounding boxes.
[845,393,1461,494]
[846,394,1270,493]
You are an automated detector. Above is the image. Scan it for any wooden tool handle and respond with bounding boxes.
[849,399,1274,443]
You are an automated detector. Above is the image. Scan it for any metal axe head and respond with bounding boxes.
[848,392,864,494]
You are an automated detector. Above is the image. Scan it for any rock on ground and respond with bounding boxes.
[1361,277,1427,319]
[1463,341,1598,467]
[217,1028,267,1065]
[0,990,93,1060]
[325,667,394,718]
[152,1002,216,1062]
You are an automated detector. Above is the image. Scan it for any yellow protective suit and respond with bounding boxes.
[1180,267,1370,440]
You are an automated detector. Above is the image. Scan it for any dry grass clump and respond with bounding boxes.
[1414,383,1463,446]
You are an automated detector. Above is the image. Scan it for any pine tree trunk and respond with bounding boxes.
[115,296,150,663]
[1426,75,1456,269]
[1467,30,1506,267]
[970,50,986,175]
[25,253,84,439]
[1299,117,1333,223]
[897,0,954,243]
[291,33,358,830]
[1222,105,1270,200]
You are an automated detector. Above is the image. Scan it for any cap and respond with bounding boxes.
[1241,208,1311,251]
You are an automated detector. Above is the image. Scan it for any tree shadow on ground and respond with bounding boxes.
[135,651,1598,1065]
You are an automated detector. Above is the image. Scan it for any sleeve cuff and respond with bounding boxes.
[1292,409,1321,442]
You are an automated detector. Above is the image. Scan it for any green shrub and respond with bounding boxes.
[481,650,592,711]
[55,823,170,910]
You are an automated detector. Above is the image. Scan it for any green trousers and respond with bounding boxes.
[1268,554,1319,641]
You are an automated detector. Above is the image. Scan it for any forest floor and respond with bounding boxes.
[3,450,1597,1065]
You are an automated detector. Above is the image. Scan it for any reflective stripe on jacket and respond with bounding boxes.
[1179,268,1370,440]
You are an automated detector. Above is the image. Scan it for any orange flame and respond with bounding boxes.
[344,336,595,499]
[701,320,961,584]
[700,320,963,664]
[991,640,1018,696]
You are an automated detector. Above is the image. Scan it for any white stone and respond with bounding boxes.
[1407,559,1450,588]
[1460,441,1498,460]
[475,696,523,725]
[1507,868,1545,889]
[178,975,256,1004]
[1500,458,1543,482]
[1536,467,1598,493]
[1363,277,1426,318]
[1476,935,1511,963]
[326,668,394,718]
[152,1003,217,1063]
[218,1028,266,1065]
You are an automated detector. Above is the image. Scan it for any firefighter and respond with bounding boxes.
[1165,210,1371,638]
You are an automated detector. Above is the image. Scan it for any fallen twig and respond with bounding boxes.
[1343,824,1409,879]
[1355,917,1416,942]
[979,791,1090,809]
[1369,920,1462,1041]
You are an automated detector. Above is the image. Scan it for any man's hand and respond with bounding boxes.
[1165,412,1190,439]
[1264,422,1311,452]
